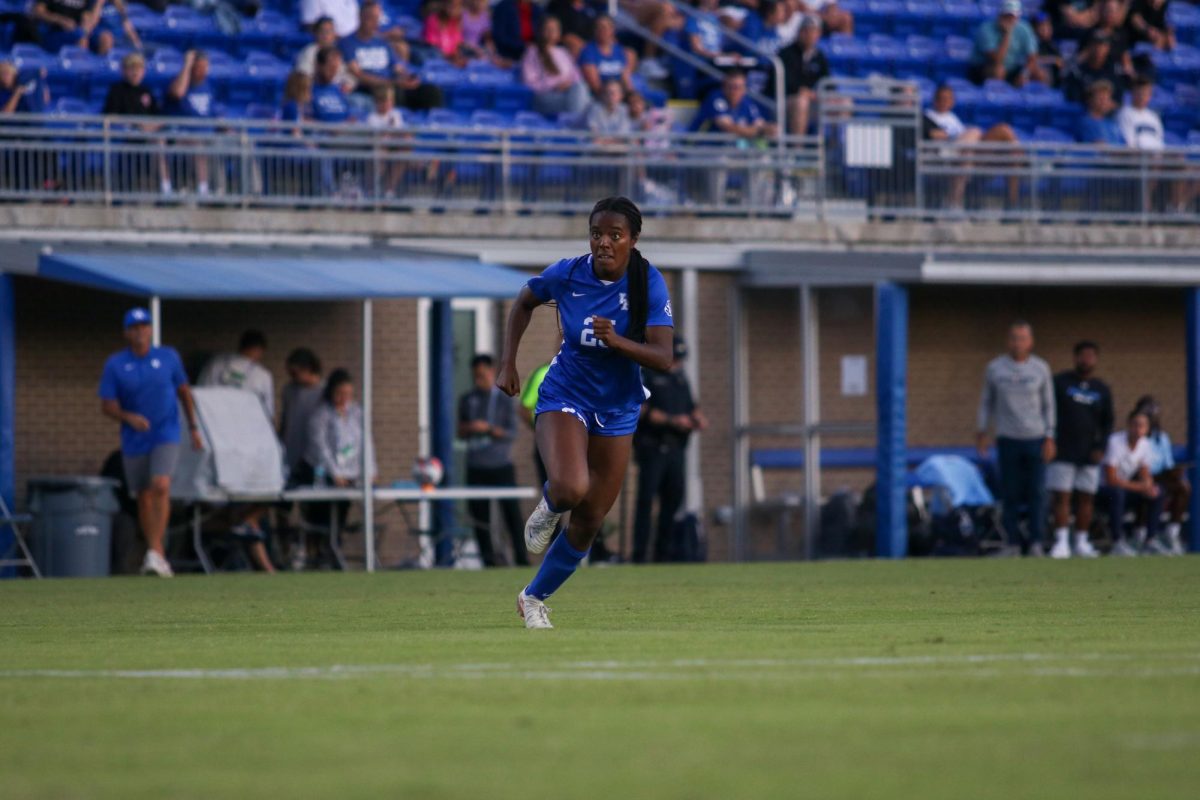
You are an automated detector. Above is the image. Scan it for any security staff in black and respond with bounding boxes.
[633,337,707,563]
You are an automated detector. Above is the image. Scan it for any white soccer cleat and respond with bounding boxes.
[523,497,562,555]
[1167,532,1186,557]
[1073,534,1099,558]
[141,550,174,577]
[1145,536,1173,556]
[1110,538,1139,557]
[517,590,553,629]
[1049,537,1071,559]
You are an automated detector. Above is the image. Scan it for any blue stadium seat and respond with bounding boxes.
[161,6,223,51]
[864,35,910,76]
[826,34,867,75]
[240,51,290,105]
[491,84,534,113]
[52,46,105,101]
[513,111,553,129]
[11,43,56,81]
[145,47,184,89]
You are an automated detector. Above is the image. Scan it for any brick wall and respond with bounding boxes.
[10,276,1189,563]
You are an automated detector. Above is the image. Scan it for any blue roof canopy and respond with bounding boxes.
[37,249,528,300]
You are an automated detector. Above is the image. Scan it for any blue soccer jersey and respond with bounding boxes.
[528,254,673,414]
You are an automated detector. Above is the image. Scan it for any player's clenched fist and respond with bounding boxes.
[592,316,618,345]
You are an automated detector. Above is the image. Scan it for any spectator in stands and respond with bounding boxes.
[1133,395,1189,555]
[690,69,776,203]
[302,368,376,542]
[579,14,637,95]
[297,16,355,91]
[1104,407,1160,556]
[0,61,36,115]
[301,0,360,37]
[165,50,216,197]
[801,0,854,36]
[463,0,503,63]
[547,0,601,58]
[1078,79,1125,144]
[367,85,413,197]
[923,83,1021,210]
[1126,0,1175,51]
[1034,12,1065,87]
[585,79,633,140]
[770,16,828,136]
[458,354,528,568]
[1065,29,1125,103]
[492,0,544,62]
[686,0,734,64]
[85,0,142,54]
[749,0,789,54]
[1043,0,1100,40]
[1119,75,1164,149]
[690,68,774,139]
[197,329,276,573]
[976,320,1056,555]
[522,15,591,117]
[628,89,674,203]
[20,0,92,53]
[280,71,313,130]
[1046,340,1112,559]
[969,0,1047,87]
[312,46,352,123]
[99,307,203,578]
[103,52,172,194]
[1092,0,1135,72]
[424,0,483,67]
[343,0,442,113]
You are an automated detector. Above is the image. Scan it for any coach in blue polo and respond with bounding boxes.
[99,308,203,577]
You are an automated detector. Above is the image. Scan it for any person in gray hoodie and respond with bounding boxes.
[976,320,1057,553]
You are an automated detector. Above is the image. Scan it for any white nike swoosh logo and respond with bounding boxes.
[571,292,586,297]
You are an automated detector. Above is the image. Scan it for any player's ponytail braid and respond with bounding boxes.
[589,196,649,343]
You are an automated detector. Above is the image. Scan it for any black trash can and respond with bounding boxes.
[27,476,120,578]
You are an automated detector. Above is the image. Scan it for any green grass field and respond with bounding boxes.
[2,559,1198,799]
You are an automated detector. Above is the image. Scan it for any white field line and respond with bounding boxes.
[0,652,1198,682]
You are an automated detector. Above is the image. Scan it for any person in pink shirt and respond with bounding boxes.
[424,0,482,66]
[521,16,590,117]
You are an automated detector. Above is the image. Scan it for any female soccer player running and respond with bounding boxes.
[496,197,675,629]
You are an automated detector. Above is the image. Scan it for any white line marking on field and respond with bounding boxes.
[1,652,1198,682]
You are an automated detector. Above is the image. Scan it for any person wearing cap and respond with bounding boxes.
[969,0,1046,87]
[632,336,707,564]
[99,308,203,577]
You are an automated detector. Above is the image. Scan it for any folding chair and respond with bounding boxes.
[0,494,42,578]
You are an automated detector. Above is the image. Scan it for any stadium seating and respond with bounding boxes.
[0,0,1197,149]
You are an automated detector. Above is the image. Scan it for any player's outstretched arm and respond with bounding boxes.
[496,286,544,396]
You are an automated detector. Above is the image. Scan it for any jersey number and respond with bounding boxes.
[580,316,607,348]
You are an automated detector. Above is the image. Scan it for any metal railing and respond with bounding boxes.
[1,109,1199,224]
[0,114,821,216]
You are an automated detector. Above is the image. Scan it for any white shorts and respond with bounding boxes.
[1046,462,1100,494]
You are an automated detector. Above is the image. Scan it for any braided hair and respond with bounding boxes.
[588,196,649,343]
